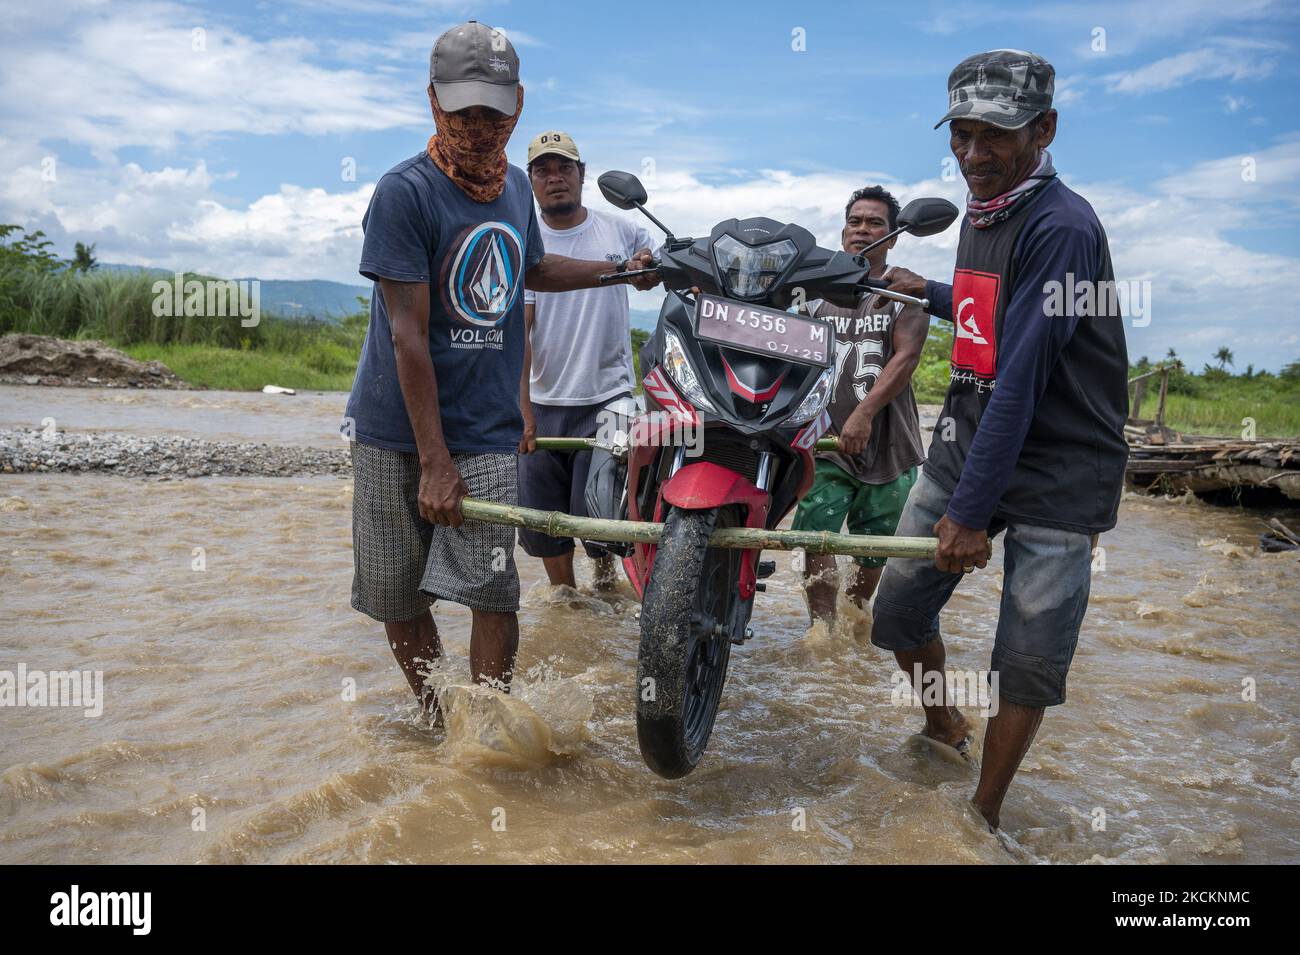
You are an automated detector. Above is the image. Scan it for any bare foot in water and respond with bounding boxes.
[922,704,972,749]
[911,706,977,767]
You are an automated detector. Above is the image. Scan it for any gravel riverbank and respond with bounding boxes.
[0,428,349,478]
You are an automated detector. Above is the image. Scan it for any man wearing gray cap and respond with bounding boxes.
[876,50,1129,831]
[343,21,659,713]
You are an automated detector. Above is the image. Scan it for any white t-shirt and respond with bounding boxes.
[524,208,654,406]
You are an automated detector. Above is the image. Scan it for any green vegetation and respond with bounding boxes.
[121,335,363,392]
[1138,354,1300,439]
[631,326,649,390]
[911,325,955,405]
[912,329,1300,440]
[1,223,366,392]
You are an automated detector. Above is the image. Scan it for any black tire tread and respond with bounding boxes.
[636,506,734,778]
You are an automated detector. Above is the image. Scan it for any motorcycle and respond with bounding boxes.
[586,171,958,778]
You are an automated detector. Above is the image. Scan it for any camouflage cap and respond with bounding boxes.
[934,49,1054,130]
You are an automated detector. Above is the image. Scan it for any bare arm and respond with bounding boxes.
[837,304,928,458]
[860,303,927,417]
[381,276,467,527]
[525,250,660,293]
[518,302,537,454]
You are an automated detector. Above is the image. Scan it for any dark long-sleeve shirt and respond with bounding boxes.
[921,180,1129,534]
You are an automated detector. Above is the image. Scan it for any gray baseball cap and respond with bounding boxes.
[429,20,520,114]
[934,49,1055,130]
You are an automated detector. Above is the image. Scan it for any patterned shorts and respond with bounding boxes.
[791,461,918,568]
[350,443,519,619]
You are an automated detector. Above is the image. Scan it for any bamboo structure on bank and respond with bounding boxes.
[460,497,937,560]
[534,436,842,452]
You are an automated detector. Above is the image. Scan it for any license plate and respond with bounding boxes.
[694,293,832,367]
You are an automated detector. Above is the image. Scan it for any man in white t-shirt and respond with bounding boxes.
[519,130,654,591]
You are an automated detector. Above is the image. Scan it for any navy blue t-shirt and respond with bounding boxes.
[922,179,1129,534]
[344,153,545,454]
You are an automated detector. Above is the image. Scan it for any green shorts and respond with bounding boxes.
[791,461,918,568]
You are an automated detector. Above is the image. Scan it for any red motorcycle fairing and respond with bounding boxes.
[621,364,816,602]
[662,460,770,515]
[659,461,770,601]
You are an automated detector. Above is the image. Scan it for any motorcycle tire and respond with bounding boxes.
[635,504,740,778]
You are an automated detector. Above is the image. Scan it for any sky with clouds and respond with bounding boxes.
[1,0,1297,369]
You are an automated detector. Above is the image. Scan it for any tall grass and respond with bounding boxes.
[1163,394,1300,440]
[911,324,1299,438]
[1,264,369,391]
[120,342,359,392]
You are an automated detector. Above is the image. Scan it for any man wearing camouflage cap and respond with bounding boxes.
[878,50,1129,831]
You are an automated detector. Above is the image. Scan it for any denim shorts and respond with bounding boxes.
[870,470,1094,707]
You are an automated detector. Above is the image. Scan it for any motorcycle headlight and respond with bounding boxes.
[788,365,836,424]
[712,235,799,298]
[662,327,715,412]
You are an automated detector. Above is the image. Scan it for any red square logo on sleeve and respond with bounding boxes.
[950,268,1000,378]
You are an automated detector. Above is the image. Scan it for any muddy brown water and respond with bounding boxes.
[1,385,1298,863]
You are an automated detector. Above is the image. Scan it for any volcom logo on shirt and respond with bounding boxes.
[445,221,524,332]
[951,268,1000,379]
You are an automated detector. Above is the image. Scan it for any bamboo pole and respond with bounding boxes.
[459,497,937,559]
[535,436,842,452]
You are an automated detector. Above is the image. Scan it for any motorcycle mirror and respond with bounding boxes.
[598,171,649,210]
[897,197,960,237]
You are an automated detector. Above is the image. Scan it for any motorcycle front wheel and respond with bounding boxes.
[635,504,740,778]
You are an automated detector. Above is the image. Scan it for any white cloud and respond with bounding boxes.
[1053,74,1086,107]
[1103,40,1280,95]
[0,0,427,156]
[0,136,371,282]
[619,144,1300,370]
[1155,138,1300,207]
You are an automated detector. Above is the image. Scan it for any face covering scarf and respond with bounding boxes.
[966,148,1056,229]
[426,85,524,203]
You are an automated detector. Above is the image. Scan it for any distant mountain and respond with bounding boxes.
[100,262,659,327]
[100,264,370,322]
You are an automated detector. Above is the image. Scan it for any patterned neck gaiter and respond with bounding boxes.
[966,149,1056,229]
[426,85,524,203]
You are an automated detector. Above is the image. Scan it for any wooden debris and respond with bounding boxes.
[1125,432,1300,502]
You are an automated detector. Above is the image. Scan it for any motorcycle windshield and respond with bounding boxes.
[712,235,799,298]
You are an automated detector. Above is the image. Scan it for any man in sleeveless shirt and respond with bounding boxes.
[877,50,1129,831]
[791,186,928,628]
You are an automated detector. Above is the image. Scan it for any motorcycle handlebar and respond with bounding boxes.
[598,266,661,285]
[594,257,928,308]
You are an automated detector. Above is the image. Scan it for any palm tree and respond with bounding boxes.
[1214,346,1234,370]
[71,241,97,272]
